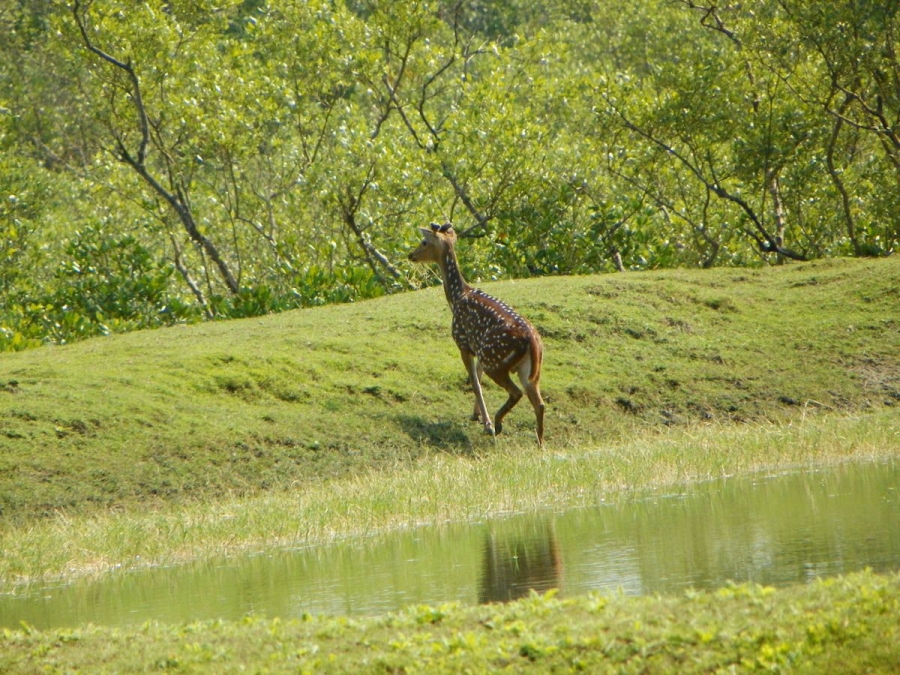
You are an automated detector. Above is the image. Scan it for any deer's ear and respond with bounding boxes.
[419,227,435,238]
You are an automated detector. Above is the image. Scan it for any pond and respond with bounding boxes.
[2,460,898,630]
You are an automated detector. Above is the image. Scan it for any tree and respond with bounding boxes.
[70,0,242,314]
[592,2,815,263]
[2,0,897,351]
[768,0,900,255]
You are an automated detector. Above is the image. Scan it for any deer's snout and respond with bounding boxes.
[408,244,427,262]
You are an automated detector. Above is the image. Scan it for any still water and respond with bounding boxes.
[2,460,898,630]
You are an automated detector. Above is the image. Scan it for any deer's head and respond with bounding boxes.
[408,222,456,263]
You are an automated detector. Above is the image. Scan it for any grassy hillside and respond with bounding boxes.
[1,257,898,522]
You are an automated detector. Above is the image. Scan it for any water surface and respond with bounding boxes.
[2,460,897,630]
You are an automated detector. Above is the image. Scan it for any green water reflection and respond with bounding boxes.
[2,460,897,630]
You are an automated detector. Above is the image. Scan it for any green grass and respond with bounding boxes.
[2,570,898,673]
[2,257,897,522]
[1,257,900,671]
[1,410,896,587]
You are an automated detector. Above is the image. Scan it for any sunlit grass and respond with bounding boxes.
[2,257,900,524]
[2,259,900,671]
[3,569,898,673]
[2,410,896,589]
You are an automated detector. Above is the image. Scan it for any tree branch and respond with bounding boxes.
[440,161,492,237]
[603,93,806,260]
[72,0,241,294]
[338,164,412,288]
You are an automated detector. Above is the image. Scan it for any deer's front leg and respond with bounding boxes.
[470,361,484,422]
[461,349,493,436]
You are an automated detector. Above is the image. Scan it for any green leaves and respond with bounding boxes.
[1,1,898,349]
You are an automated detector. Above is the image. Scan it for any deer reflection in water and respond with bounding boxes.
[479,521,563,604]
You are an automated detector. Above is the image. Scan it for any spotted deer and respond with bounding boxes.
[408,223,545,445]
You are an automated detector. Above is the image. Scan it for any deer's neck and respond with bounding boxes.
[438,248,469,308]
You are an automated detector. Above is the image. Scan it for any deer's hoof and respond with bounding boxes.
[483,424,495,437]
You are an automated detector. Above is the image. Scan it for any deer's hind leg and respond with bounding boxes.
[470,360,485,422]
[486,368,523,436]
[516,359,545,446]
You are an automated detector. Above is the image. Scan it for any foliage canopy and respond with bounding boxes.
[1,0,897,347]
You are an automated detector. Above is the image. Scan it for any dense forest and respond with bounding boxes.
[1,0,897,349]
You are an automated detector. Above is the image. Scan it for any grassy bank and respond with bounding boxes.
[1,410,897,588]
[3,570,898,673]
[2,257,898,519]
[0,257,899,588]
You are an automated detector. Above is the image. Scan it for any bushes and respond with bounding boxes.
[0,226,392,349]
[1,227,197,347]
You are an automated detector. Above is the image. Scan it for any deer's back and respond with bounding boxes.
[451,289,536,373]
